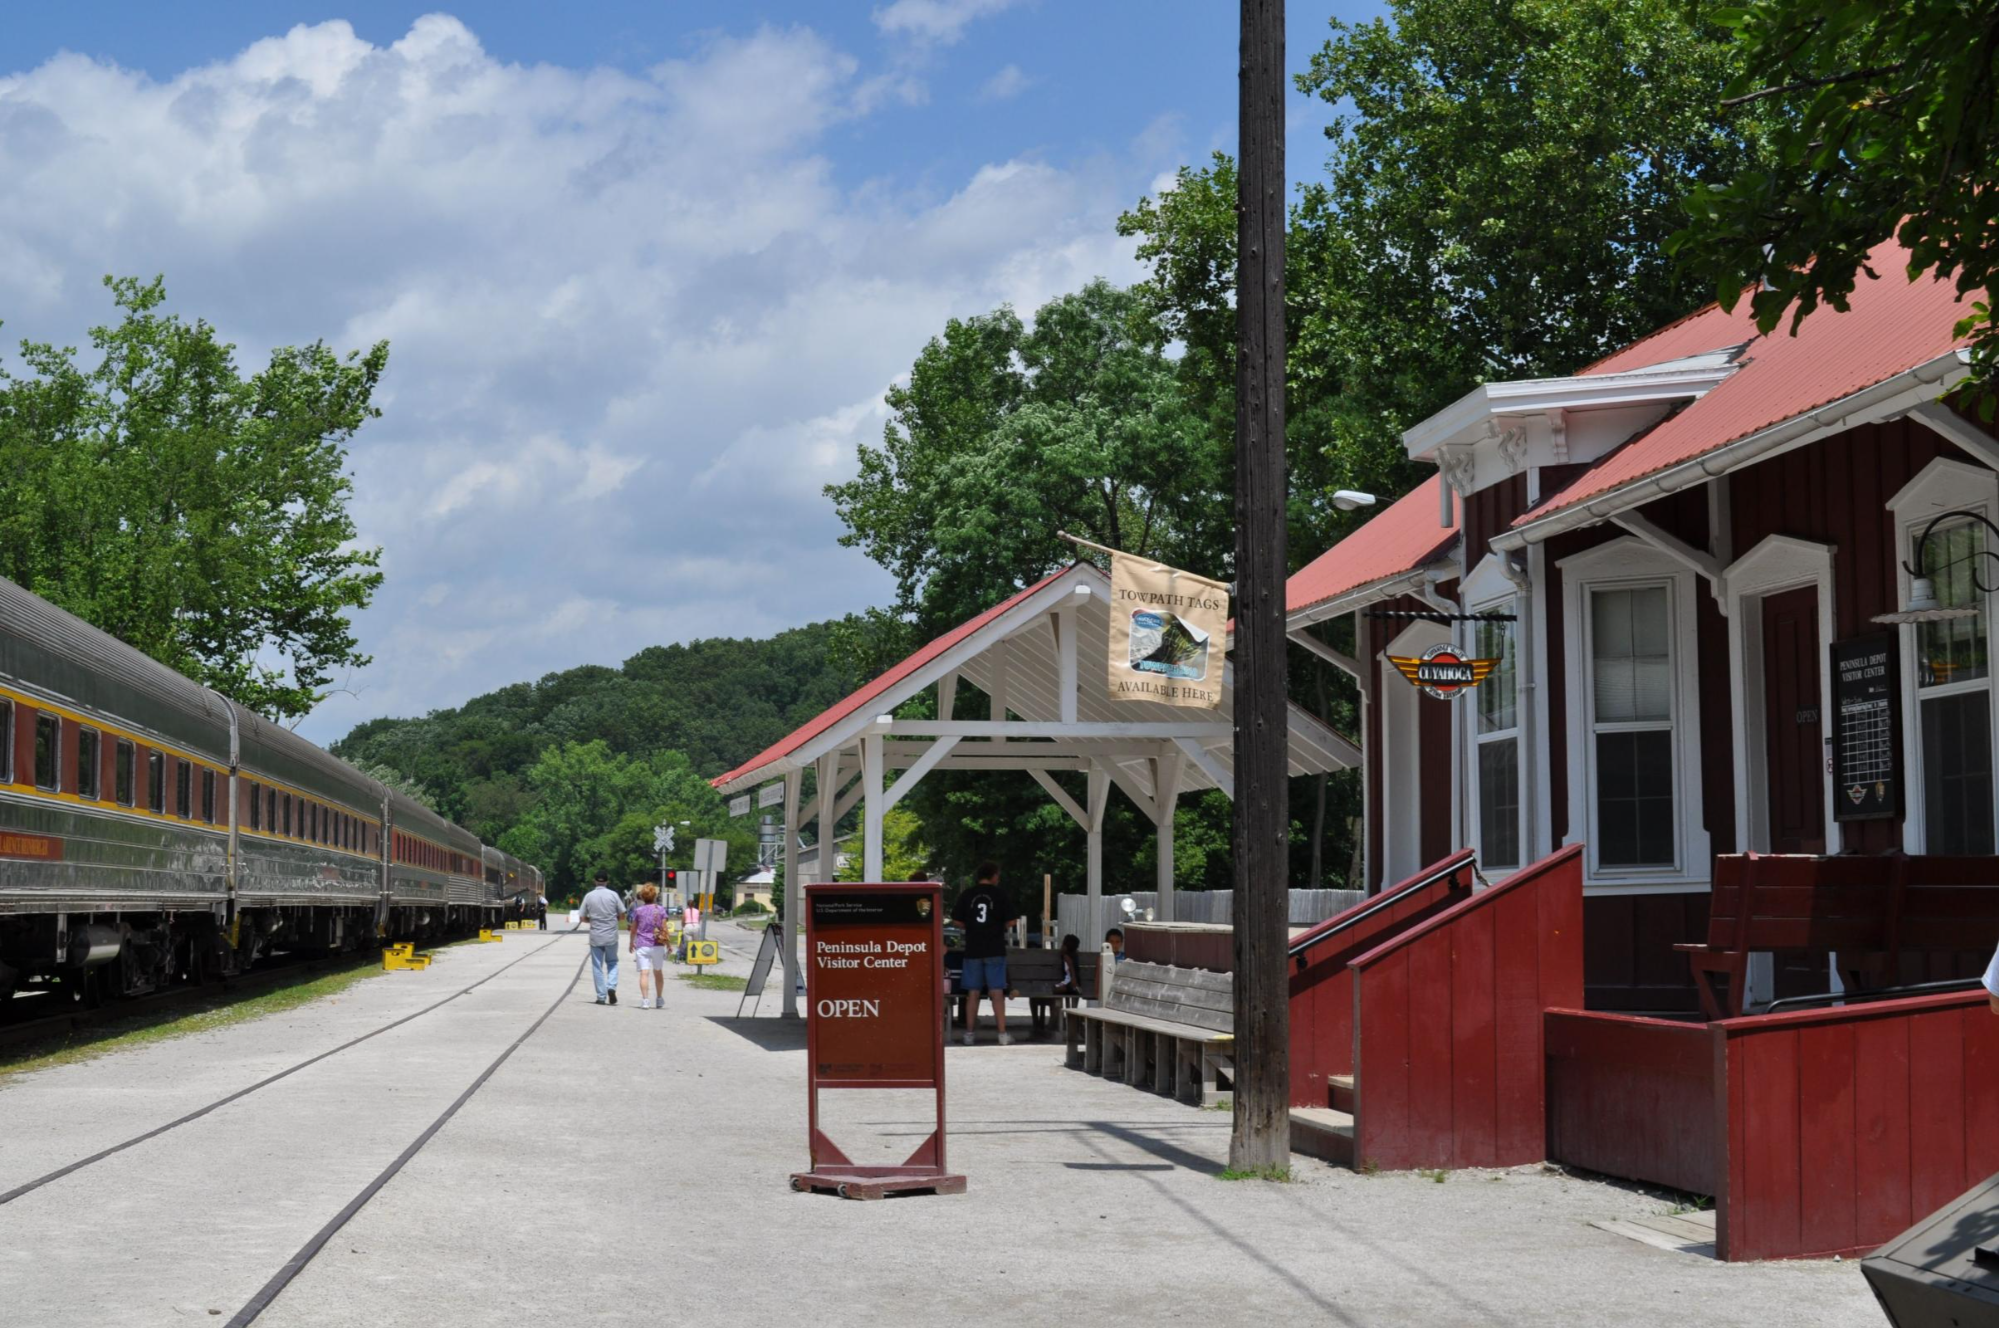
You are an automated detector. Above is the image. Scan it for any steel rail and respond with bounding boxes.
[0,932,575,1206]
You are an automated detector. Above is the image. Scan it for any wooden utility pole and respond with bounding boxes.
[1231,0,1291,1171]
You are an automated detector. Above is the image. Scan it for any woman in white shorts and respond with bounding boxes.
[629,883,670,1009]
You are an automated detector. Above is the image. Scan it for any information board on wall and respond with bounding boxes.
[1830,633,1902,822]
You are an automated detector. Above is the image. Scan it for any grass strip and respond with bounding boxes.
[0,959,384,1084]
[676,972,749,992]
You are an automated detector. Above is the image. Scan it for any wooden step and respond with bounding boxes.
[1289,1106,1354,1166]
[1329,1073,1356,1114]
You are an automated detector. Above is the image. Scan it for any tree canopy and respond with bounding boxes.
[0,277,386,720]
[826,280,1224,635]
[1669,0,1999,405]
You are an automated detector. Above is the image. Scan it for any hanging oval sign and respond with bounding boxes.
[1388,643,1499,700]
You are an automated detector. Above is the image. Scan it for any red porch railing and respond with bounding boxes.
[1349,844,1584,1171]
[1717,987,1999,1261]
[1544,1011,1716,1197]
[1545,987,1999,1261]
[1286,848,1479,1109]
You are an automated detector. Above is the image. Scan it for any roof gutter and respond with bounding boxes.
[1285,560,1454,632]
[1492,349,1971,552]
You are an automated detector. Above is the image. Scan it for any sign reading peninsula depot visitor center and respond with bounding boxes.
[1108,550,1229,708]
[794,881,963,1199]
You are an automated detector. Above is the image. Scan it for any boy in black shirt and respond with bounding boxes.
[952,861,1018,1046]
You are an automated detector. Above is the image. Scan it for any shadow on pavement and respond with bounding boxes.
[703,1014,807,1051]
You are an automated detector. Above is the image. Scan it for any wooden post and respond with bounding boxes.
[1043,873,1053,947]
[780,768,802,1018]
[1231,0,1291,1172]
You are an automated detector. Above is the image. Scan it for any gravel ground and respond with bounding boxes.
[1,923,1884,1327]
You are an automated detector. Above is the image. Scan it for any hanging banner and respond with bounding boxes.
[1107,551,1229,708]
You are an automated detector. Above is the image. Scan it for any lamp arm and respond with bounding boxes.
[1903,509,1999,595]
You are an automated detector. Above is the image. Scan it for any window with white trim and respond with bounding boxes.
[1913,518,1994,854]
[1559,537,1709,887]
[1473,604,1521,870]
[1589,585,1676,867]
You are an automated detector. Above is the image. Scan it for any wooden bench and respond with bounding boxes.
[1677,853,1999,1018]
[1065,961,1233,1105]
[948,948,1099,1037]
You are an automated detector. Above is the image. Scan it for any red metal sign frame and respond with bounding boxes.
[792,881,965,1200]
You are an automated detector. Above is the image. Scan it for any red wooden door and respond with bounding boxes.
[1761,587,1826,854]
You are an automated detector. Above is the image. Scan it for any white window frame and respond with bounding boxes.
[1559,536,1710,891]
[1462,556,1525,872]
[1888,456,1999,854]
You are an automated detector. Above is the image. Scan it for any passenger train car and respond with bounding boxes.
[0,574,545,1003]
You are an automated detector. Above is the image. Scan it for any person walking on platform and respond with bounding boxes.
[579,870,625,1006]
[536,891,548,930]
[953,861,1017,1046]
[629,883,670,1010]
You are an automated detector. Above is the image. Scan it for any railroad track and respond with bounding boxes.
[0,930,575,1206]
[0,949,372,1055]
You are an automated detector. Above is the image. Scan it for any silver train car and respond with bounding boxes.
[0,574,543,1003]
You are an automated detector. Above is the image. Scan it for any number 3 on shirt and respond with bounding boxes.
[975,900,989,923]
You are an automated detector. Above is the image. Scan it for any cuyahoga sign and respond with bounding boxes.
[1389,643,1499,700]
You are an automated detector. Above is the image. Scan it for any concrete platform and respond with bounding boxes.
[0,923,1883,1326]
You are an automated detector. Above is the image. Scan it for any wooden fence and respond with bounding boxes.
[1350,844,1584,1172]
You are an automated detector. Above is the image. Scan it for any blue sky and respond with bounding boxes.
[0,2,1383,743]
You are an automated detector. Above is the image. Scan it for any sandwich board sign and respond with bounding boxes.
[791,881,964,1200]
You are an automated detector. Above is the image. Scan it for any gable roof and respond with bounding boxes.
[711,569,1068,791]
[1286,474,1458,621]
[1516,237,1976,531]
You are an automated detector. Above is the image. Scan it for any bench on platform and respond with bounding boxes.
[948,948,1099,1036]
[1065,961,1233,1105]
[1677,853,1999,1019]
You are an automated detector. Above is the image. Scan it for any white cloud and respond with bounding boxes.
[872,0,1018,46]
[0,15,1154,744]
[978,63,1032,102]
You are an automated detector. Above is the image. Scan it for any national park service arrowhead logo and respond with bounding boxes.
[1388,643,1499,700]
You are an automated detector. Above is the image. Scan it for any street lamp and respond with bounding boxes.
[1332,489,1377,512]
[1873,509,1999,624]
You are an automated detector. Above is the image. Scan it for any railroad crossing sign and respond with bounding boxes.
[653,824,676,854]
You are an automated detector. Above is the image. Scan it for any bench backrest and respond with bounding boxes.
[1104,960,1232,1033]
[998,947,1100,987]
[1708,853,1900,953]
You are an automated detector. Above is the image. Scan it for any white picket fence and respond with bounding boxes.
[1050,888,1365,948]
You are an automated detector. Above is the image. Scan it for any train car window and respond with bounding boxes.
[282,795,291,837]
[310,802,321,843]
[34,713,59,791]
[248,782,261,831]
[148,751,165,813]
[76,727,100,800]
[266,787,276,834]
[114,739,134,806]
[200,769,215,823]
[174,761,191,819]
[0,698,12,783]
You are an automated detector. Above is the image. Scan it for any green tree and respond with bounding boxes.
[837,807,932,883]
[1669,1,1999,403]
[0,276,386,719]
[825,280,1222,634]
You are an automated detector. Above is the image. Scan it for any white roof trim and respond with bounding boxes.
[1492,349,1972,552]
[1402,344,1747,462]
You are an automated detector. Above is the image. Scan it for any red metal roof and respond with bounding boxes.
[710,568,1070,789]
[1524,239,1975,524]
[1287,474,1458,616]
